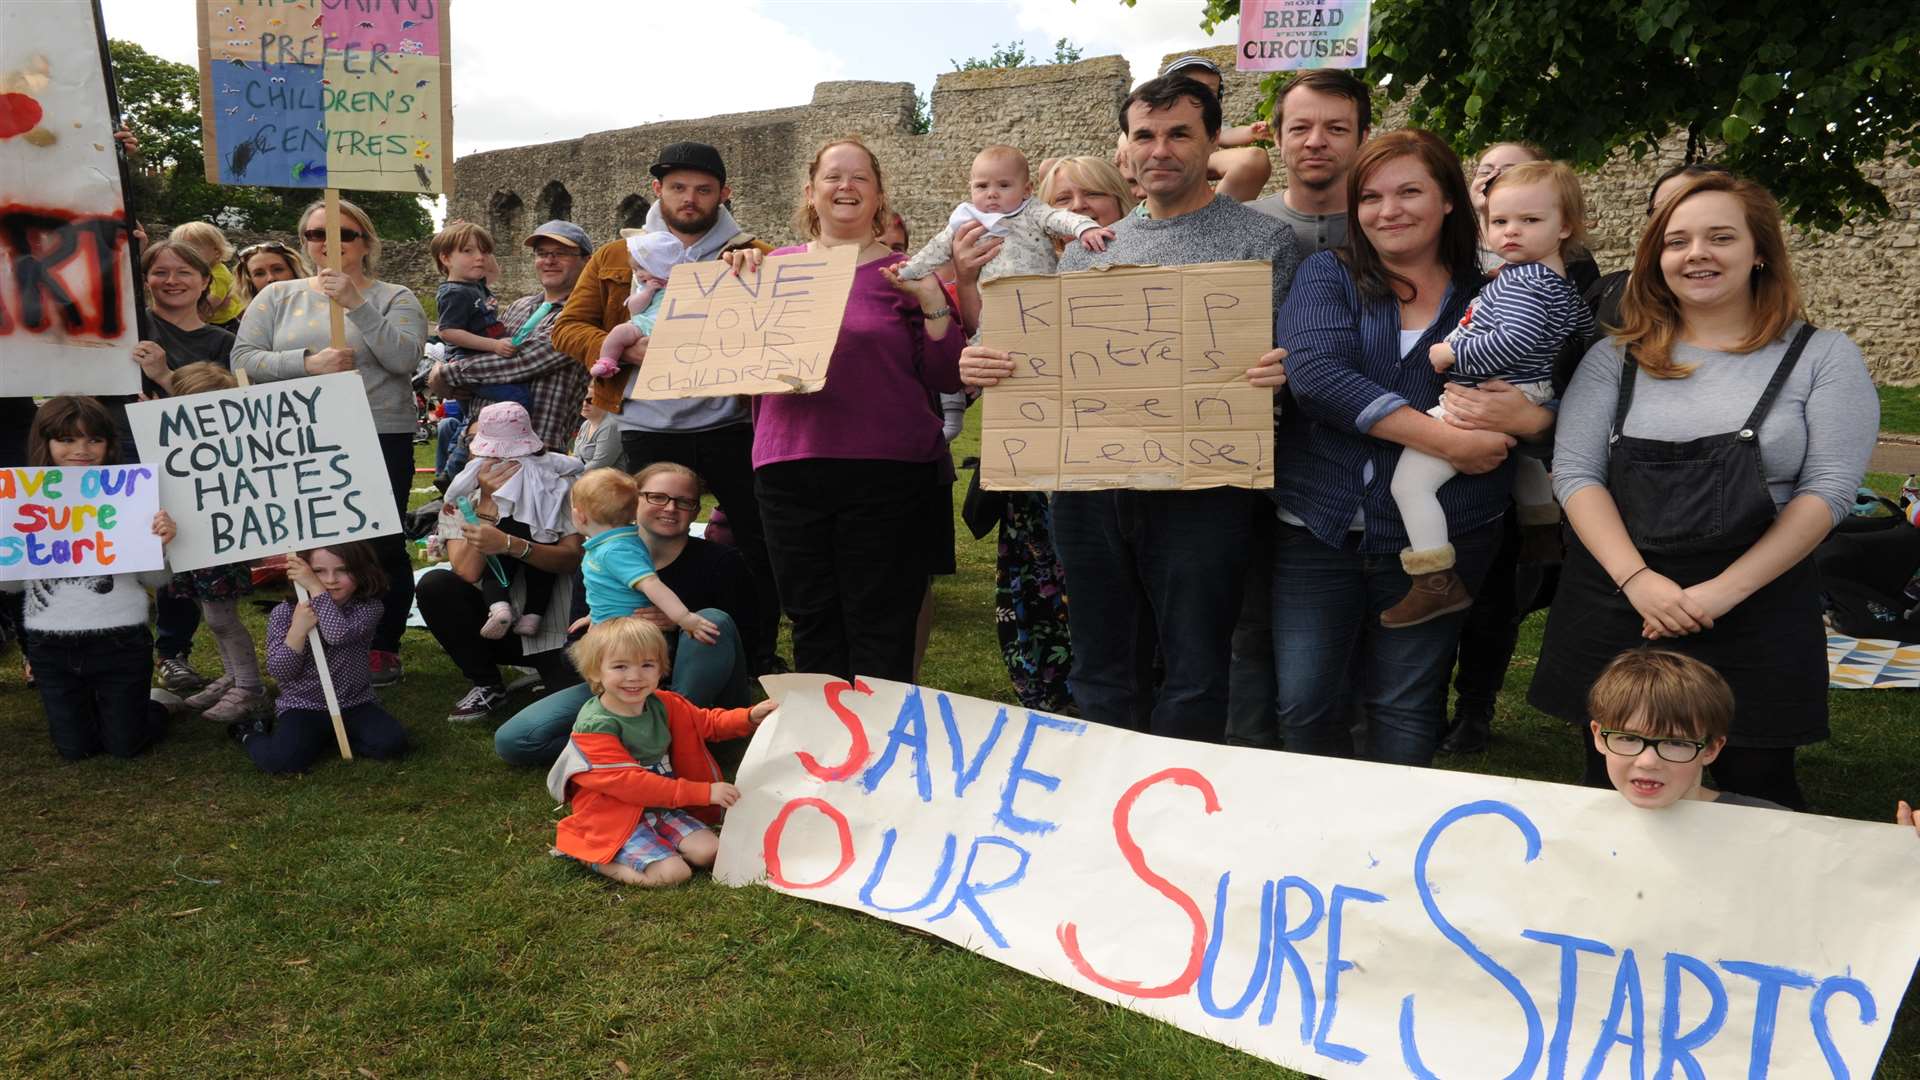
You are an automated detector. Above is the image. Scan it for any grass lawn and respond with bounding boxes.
[1884,385,1920,436]
[2,430,1917,1078]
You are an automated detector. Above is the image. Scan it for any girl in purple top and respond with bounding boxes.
[232,541,410,773]
[722,137,964,681]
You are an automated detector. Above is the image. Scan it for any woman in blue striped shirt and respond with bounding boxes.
[1260,130,1555,767]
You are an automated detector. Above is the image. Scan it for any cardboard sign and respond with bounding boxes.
[195,0,454,194]
[979,261,1274,491]
[1237,0,1371,71]
[629,244,859,401]
[0,467,162,581]
[718,676,1920,1079]
[0,4,140,397]
[125,373,399,572]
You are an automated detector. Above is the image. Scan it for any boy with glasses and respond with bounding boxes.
[1586,649,1785,810]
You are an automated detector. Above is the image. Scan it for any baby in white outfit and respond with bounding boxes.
[898,145,1113,286]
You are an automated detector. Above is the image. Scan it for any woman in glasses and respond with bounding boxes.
[491,462,759,767]
[233,240,310,309]
[233,197,429,688]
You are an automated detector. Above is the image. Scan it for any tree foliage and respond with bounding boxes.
[1141,0,1920,229]
[953,38,1084,71]
[108,40,432,240]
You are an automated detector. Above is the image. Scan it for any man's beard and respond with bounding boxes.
[665,203,721,236]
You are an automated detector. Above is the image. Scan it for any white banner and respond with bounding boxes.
[718,676,1920,1079]
[125,373,399,572]
[0,3,140,396]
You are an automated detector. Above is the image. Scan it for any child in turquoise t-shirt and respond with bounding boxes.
[570,468,719,641]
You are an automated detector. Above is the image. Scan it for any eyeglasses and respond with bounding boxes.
[1596,729,1711,763]
[640,491,700,513]
[302,228,364,244]
[531,248,579,262]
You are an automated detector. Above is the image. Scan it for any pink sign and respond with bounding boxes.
[1237,0,1370,71]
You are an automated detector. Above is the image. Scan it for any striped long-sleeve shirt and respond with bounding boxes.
[266,594,382,713]
[1447,261,1592,387]
[1273,251,1512,553]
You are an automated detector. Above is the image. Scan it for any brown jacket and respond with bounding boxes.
[553,234,774,413]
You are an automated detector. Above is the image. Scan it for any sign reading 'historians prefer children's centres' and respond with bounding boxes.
[126,373,398,573]
[195,0,453,193]
[718,676,1920,1079]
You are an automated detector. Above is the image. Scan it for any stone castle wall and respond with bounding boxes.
[450,47,1920,384]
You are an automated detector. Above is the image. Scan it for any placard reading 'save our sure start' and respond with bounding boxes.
[126,373,398,573]
[0,467,162,582]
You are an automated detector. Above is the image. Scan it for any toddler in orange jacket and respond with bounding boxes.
[546,616,773,887]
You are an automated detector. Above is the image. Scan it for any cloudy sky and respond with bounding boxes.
[101,0,1226,156]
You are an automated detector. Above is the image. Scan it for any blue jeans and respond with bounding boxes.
[434,415,463,476]
[493,608,751,767]
[248,702,410,774]
[1050,488,1255,742]
[1270,520,1499,766]
[28,625,166,760]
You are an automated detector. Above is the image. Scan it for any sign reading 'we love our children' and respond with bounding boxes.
[718,676,1920,1079]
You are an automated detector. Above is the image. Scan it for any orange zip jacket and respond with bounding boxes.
[546,689,755,864]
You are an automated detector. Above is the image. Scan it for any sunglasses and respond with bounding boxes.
[302,228,364,244]
[237,241,296,258]
[640,491,700,513]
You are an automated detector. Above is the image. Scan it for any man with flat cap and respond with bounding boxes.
[552,142,782,675]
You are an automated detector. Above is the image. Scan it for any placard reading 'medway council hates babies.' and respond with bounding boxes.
[126,372,399,573]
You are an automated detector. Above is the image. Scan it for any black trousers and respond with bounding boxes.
[755,458,934,683]
[623,424,780,671]
[414,568,583,692]
[372,433,418,654]
[248,702,410,774]
[28,626,167,761]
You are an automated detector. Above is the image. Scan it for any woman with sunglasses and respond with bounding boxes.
[233,240,311,309]
[491,462,759,767]
[233,198,429,687]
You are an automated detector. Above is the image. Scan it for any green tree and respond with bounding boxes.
[107,39,432,240]
[953,38,1084,71]
[1138,1,1920,229]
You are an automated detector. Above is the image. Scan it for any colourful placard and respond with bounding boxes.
[195,0,453,194]
[0,2,141,396]
[1237,0,1371,71]
[719,675,1920,1079]
[0,467,163,581]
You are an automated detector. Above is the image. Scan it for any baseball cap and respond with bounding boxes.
[650,142,727,186]
[1161,55,1223,80]
[525,220,592,254]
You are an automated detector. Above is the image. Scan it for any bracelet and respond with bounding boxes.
[517,538,534,560]
[921,305,952,320]
[1615,565,1651,594]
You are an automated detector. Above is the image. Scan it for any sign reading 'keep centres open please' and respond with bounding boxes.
[979,261,1275,492]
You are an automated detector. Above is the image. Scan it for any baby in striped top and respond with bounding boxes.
[1382,160,1595,629]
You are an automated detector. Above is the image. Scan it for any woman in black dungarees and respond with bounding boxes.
[1528,173,1879,809]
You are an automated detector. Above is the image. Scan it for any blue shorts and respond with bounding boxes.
[596,809,711,872]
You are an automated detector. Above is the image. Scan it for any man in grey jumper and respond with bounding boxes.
[970,75,1300,742]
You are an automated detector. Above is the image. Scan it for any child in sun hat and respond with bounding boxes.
[440,401,584,639]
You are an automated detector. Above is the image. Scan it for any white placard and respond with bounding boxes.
[0,466,162,581]
[719,676,1920,1078]
[126,373,399,572]
[0,4,140,396]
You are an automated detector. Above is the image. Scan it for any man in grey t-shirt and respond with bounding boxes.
[1246,69,1371,254]
[1233,70,1372,751]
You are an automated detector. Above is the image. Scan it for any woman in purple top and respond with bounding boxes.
[233,541,410,773]
[722,137,965,681]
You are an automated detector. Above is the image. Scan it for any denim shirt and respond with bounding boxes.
[1272,250,1511,553]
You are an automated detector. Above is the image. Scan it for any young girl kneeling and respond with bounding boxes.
[236,542,410,772]
[547,617,773,887]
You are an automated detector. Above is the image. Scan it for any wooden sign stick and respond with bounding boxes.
[234,369,352,760]
[324,187,348,351]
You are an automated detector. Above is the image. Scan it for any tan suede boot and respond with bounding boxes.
[1382,544,1473,628]
[1516,502,1564,565]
